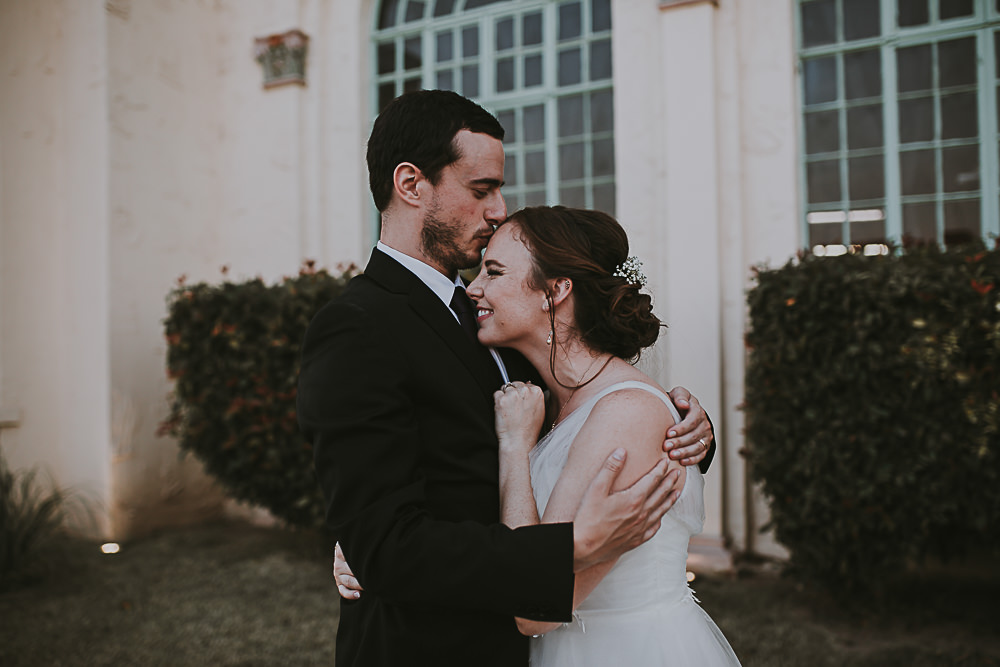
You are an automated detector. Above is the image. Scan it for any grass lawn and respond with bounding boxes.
[1,521,997,666]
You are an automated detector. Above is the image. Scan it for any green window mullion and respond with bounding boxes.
[979,26,1000,238]
[543,2,559,205]
[836,50,851,245]
[882,1,902,244]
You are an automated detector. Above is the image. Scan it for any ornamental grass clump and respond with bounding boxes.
[159,261,356,527]
[745,242,1000,595]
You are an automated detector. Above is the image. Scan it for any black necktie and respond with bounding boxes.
[450,285,479,342]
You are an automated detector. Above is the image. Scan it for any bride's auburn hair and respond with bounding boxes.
[506,206,663,362]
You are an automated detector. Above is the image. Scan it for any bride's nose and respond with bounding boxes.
[466,278,484,300]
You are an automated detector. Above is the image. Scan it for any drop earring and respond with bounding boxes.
[546,330,552,345]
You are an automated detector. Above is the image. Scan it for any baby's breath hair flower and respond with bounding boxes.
[613,256,647,288]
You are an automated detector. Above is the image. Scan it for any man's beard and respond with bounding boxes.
[420,211,482,276]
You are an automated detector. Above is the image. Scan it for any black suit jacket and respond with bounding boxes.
[297,249,575,666]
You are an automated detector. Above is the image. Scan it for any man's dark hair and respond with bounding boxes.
[366,90,505,212]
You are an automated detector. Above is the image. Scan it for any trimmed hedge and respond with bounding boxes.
[159,262,356,527]
[745,243,1000,592]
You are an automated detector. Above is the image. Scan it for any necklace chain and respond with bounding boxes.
[549,354,613,433]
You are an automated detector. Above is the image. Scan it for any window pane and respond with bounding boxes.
[497,110,515,142]
[524,54,542,87]
[433,0,456,17]
[898,96,934,143]
[379,0,401,29]
[466,0,509,8]
[377,41,396,75]
[940,0,973,20]
[845,49,881,100]
[436,31,453,62]
[801,0,836,48]
[524,104,545,142]
[404,77,421,93]
[524,189,546,206]
[849,154,885,200]
[559,48,583,86]
[902,202,937,246]
[497,58,515,92]
[404,36,421,70]
[560,185,587,207]
[898,0,929,27]
[900,149,936,195]
[590,39,612,81]
[462,64,479,97]
[844,0,880,41]
[559,1,582,41]
[436,69,454,90]
[809,221,843,246]
[897,44,932,93]
[939,37,976,88]
[379,82,396,112]
[504,155,518,185]
[851,215,885,244]
[943,145,979,192]
[803,56,838,104]
[944,199,980,244]
[462,26,479,57]
[592,0,611,32]
[941,92,978,140]
[591,89,613,132]
[523,12,543,46]
[525,150,546,184]
[593,137,614,176]
[560,142,585,179]
[497,17,514,51]
[405,0,425,22]
[847,104,883,149]
[807,160,842,203]
[805,110,840,154]
[593,182,616,214]
[558,95,585,137]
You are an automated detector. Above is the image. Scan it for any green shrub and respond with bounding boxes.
[745,243,1000,593]
[159,261,356,527]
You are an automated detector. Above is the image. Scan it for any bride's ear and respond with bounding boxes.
[549,278,572,307]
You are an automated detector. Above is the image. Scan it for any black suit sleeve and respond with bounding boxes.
[298,301,574,621]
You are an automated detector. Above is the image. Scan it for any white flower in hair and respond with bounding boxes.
[613,256,647,287]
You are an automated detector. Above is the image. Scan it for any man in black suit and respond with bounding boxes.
[297,90,715,666]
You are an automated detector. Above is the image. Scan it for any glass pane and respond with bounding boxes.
[847,104,883,149]
[497,110,515,142]
[462,26,479,58]
[559,48,583,86]
[496,17,514,51]
[378,82,396,113]
[524,104,545,142]
[940,0,974,20]
[939,37,976,88]
[497,58,515,92]
[404,77,421,93]
[525,54,543,87]
[433,0,456,17]
[590,39,612,81]
[897,44,932,93]
[809,221,843,246]
[560,142,585,179]
[593,183,616,214]
[525,150,546,184]
[524,189,546,206]
[436,69,454,90]
[805,110,840,154]
[849,154,885,200]
[377,42,396,75]
[845,49,881,100]
[504,155,518,184]
[807,160,842,203]
[505,193,520,211]
[379,0,401,29]
[462,64,479,97]
[995,30,1000,77]
[558,95,585,137]
[559,1,582,41]
[465,0,509,7]
[844,0,880,41]
[523,12,543,46]
[941,92,978,140]
[592,0,612,32]
[801,0,836,47]
[591,89,613,132]
[803,57,838,104]
[944,199,980,244]
[436,31,453,62]
[404,0,425,22]
[902,202,937,246]
[560,185,587,207]
[404,36,421,71]
[943,145,979,192]
[593,137,615,177]
[898,96,934,143]
[851,214,885,244]
[900,149,936,195]
[898,0,929,27]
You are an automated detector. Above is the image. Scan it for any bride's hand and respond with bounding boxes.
[494,381,545,454]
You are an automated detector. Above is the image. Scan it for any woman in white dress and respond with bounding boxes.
[465,206,742,667]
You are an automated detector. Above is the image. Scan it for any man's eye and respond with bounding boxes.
[474,190,488,199]
[487,268,501,276]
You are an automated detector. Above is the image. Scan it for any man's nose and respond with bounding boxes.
[486,192,507,224]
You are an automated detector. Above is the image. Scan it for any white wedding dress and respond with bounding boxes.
[528,381,742,667]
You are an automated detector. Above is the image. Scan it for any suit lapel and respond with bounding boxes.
[363,249,503,401]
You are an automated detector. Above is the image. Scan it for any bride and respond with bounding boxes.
[465,206,741,666]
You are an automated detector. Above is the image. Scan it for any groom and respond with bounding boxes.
[297,90,715,667]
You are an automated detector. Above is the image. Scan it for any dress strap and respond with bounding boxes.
[585,381,682,424]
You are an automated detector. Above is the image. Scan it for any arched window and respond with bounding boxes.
[373,0,616,214]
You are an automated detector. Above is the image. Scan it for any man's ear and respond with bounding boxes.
[392,162,424,208]
[549,278,573,308]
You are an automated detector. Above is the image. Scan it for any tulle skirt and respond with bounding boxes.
[530,592,741,667]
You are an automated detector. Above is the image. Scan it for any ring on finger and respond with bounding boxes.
[698,437,707,451]
[502,382,515,391]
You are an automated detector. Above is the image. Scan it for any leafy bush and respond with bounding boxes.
[159,262,356,527]
[745,243,1000,593]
